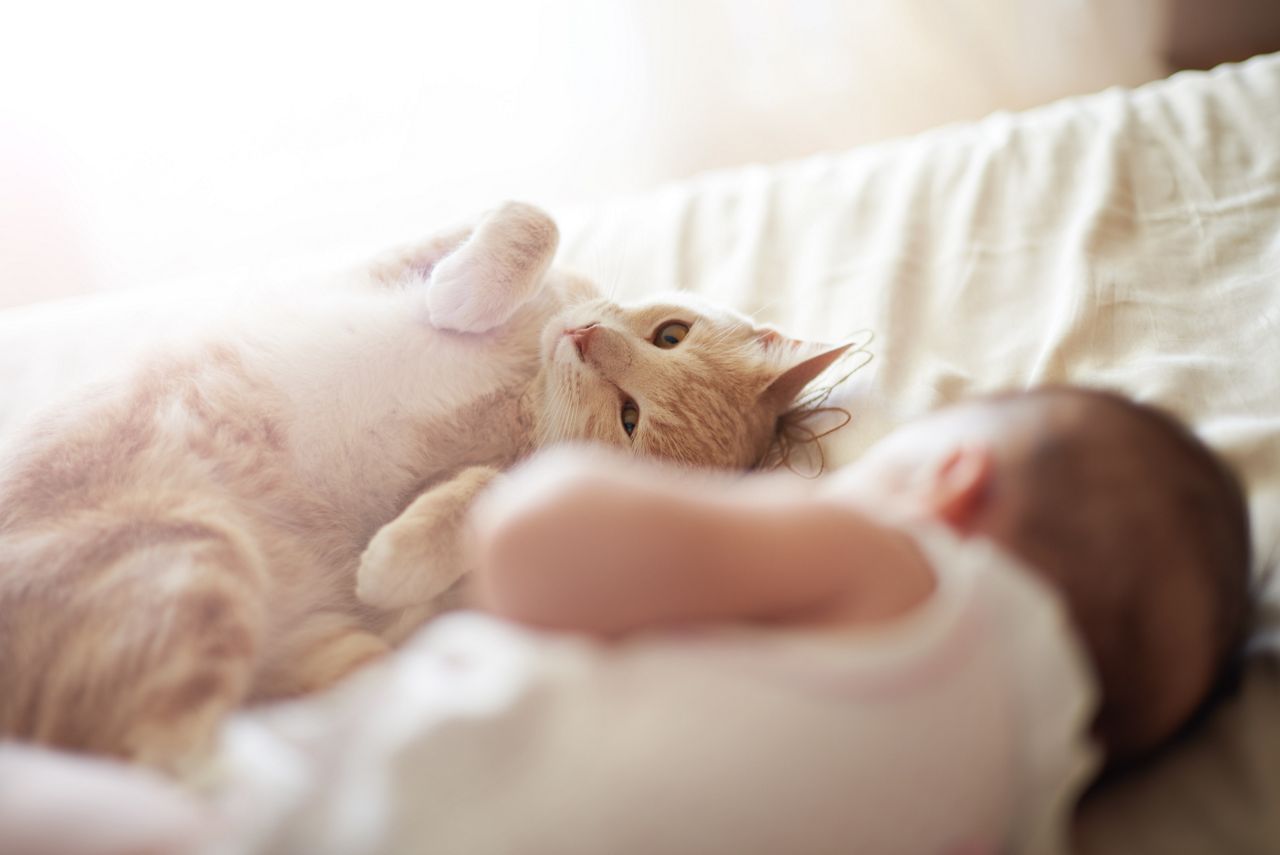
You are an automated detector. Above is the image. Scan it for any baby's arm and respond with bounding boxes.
[469,450,934,635]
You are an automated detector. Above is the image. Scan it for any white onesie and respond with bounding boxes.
[211,523,1099,855]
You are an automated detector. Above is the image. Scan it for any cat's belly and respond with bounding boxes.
[256,287,545,543]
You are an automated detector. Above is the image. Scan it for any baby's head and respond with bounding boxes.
[845,387,1252,764]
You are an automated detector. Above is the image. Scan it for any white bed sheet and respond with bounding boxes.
[1,53,1278,854]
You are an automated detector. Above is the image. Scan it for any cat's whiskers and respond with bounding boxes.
[748,296,784,325]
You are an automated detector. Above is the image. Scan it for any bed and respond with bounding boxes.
[2,52,1278,854]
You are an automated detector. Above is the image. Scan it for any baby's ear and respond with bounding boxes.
[926,446,994,529]
[761,337,855,410]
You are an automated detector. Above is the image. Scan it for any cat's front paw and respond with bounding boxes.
[426,264,520,334]
[357,516,464,611]
[425,201,559,334]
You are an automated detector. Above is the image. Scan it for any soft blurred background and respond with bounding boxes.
[3,0,1278,308]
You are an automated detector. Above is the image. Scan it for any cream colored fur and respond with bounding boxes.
[0,202,849,774]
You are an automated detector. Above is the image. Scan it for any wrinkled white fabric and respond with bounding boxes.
[209,524,1095,855]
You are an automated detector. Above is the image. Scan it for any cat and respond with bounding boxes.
[0,202,851,774]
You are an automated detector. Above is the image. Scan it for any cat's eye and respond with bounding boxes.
[653,321,690,349]
[621,400,640,437]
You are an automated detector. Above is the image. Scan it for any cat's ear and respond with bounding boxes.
[761,339,855,410]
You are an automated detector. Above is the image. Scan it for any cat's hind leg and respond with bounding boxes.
[0,512,268,777]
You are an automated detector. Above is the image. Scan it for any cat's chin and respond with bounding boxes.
[541,320,590,369]
[554,332,580,362]
[541,300,609,364]
[542,330,573,368]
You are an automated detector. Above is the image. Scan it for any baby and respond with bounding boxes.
[0,387,1250,855]
[464,385,1251,850]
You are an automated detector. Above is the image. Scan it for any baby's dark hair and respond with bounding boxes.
[988,387,1252,763]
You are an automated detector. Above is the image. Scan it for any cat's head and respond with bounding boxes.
[417,200,854,470]
[535,289,851,469]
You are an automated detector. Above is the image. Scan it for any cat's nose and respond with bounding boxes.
[566,323,600,358]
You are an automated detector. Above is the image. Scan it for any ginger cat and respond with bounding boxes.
[0,203,850,773]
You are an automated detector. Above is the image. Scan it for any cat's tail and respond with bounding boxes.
[0,503,267,777]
